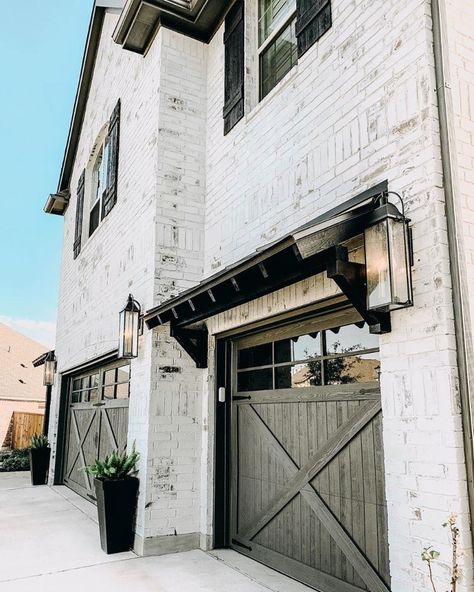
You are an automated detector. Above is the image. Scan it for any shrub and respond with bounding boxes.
[85,447,140,480]
[0,448,30,472]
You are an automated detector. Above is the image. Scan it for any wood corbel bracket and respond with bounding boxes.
[170,324,208,369]
[327,247,391,335]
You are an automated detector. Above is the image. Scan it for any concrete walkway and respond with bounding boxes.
[0,472,311,592]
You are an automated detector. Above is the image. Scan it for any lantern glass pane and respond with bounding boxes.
[388,218,410,306]
[119,308,139,358]
[365,220,391,310]
[43,360,56,386]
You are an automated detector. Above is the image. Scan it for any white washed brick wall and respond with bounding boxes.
[143,28,207,543]
[202,0,473,590]
[49,10,163,538]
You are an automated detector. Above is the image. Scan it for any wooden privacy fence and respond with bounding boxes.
[11,412,44,449]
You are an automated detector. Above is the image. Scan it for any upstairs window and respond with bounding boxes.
[89,140,110,237]
[72,100,120,257]
[259,0,297,99]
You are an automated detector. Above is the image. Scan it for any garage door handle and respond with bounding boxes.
[92,402,105,407]
[233,396,251,401]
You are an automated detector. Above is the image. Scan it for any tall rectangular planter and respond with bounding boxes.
[94,477,139,554]
[29,447,51,485]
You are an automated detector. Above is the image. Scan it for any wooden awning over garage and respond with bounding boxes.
[144,181,390,367]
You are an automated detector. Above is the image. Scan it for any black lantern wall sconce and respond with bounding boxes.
[43,351,57,386]
[118,294,143,359]
[364,192,413,313]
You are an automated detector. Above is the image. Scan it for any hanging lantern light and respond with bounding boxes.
[118,294,141,359]
[43,351,57,386]
[364,193,413,312]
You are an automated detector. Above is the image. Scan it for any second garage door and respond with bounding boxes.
[63,360,130,502]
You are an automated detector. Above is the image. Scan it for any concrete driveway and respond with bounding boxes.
[0,472,311,592]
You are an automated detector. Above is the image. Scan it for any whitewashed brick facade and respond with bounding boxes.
[47,1,474,590]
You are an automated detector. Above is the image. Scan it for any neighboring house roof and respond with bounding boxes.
[0,323,48,402]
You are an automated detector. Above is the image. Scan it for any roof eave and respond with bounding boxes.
[44,191,70,216]
[113,0,234,53]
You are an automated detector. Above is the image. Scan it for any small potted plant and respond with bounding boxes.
[29,434,51,485]
[85,447,140,554]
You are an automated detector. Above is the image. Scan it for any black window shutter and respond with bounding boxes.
[223,0,244,136]
[296,0,332,58]
[103,99,121,218]
[73,170,85,259]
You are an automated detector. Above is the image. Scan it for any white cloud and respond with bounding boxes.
[0,316,56,348]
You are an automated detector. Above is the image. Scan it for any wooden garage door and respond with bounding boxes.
[230,316,391,592]
[63,361,130,502]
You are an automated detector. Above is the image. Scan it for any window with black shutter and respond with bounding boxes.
[73,170,85,259]
[87,99,121,239]
[223,0,244,135]
[295,0,332,58]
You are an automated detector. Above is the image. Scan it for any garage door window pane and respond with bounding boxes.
[238,368,273,392]
[238,344,272,369]
[104,385,115,399]
[275,333,321,363]
[326,323,378,355]
[116,382,129,399]
[116,365,130,383]
[325,353,380,385]
[104,369,116,385]
[275,362,322,389]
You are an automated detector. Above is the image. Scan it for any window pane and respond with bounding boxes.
[116,382,130,399]
[116,365,130,383]
[238,369,273,392]
[324,353,380,385]
[275,362,322,389]
[325,323,379,355]
[89,202,100,237]
[238,344,272,369]
[89,388,99,403]
[90,373,99,388]
[72,379,81,391]
[71,391,81,404]
[104,369,117,385]
[274,333,321,363]
[259,0,296,44]
[104,385,116,399]
[260,18,298,98]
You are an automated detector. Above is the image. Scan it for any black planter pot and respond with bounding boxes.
[29,447,51,485]
[94,477,139,554]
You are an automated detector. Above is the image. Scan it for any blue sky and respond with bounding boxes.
[0,1,92,346]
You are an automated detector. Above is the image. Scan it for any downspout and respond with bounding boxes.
[431,0,474,543]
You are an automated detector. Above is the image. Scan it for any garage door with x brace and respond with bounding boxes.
[230,315,391,592]
[63,360,130,502]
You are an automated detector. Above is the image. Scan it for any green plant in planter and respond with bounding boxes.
[30,434,49,448]
[85,447,140,480]
[85,447,141,554]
